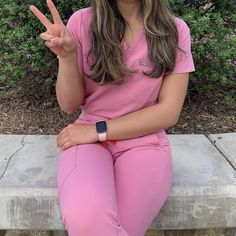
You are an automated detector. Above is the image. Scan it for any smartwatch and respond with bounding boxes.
[95,121,107,142]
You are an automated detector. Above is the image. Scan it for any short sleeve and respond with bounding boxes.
[172,18,195,73]
[66,10,84,72]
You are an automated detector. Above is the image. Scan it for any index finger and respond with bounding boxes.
[29,5,52,29]
[47,0,63,25]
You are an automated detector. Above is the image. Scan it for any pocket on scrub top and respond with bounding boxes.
[148,132,160,145]
[136,59,151,74]
[155,131,171,148]
[141,130,171,148]
[133,132,161,146]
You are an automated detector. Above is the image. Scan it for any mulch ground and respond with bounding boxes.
[0,81,235,135]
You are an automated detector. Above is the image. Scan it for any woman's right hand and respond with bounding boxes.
[29,0,77,58]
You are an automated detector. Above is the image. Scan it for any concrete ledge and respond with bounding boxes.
[0,134,236,230]
[208,133,236,169]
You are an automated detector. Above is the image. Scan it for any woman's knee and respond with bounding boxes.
[61,193,114,235]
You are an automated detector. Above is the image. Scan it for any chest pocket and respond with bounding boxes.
[134,58,153,75]
[123,58,162,109]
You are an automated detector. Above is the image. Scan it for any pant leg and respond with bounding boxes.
[114,146,173,236]
[56,143,129,236]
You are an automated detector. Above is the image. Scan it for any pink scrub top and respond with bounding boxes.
[66,7,195,122]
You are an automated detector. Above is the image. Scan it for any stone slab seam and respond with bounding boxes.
[205,134,236,171]
[208,133,236,169]
[0,135,27,179]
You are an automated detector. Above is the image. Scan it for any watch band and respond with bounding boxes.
[98,132,107,142]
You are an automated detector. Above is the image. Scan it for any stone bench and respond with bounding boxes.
[0,133,236,232]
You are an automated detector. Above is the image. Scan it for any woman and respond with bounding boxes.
[30,0,195,235]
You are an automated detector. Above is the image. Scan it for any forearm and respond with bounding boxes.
[56,52,85,114]
[105,104,178,141]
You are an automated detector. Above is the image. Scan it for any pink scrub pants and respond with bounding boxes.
[56,117,173,236]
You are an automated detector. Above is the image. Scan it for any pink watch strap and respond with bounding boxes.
[98,132,107,142]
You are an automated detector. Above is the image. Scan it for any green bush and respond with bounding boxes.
[0,0,89,94]
[170,0,236,91]
[0,0,235,97]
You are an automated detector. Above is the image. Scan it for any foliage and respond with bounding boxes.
[0,0,235,98]
[0,0,89,94]
[170,0,236,93]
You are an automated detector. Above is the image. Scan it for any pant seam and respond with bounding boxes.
[58,145,78,200]
[112,189,119,236]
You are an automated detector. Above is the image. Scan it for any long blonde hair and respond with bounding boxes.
[88,0,180,85]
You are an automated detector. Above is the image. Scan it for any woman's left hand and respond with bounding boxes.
[57,123,98,150]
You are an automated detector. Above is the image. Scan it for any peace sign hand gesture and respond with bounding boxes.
[29,0,77,58]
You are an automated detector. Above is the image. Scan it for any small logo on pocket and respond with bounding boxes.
[139,59,149,67]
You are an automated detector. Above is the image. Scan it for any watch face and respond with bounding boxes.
[96,121,107,133]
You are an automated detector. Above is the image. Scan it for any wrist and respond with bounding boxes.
[91,124,99,142]
[57,51,77,61]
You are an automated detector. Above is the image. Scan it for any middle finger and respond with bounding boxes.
[46,0,63,25]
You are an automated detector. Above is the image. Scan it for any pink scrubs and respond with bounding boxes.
[57,7,195,236]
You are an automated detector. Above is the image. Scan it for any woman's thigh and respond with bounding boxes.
[56,143,115,201]
[56,143,128,235]
[114,146,173,236]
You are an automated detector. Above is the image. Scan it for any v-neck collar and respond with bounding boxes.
[122,27,145,52]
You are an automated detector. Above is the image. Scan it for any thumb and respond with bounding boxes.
[50,37,64,47]
[51,37,73,48]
